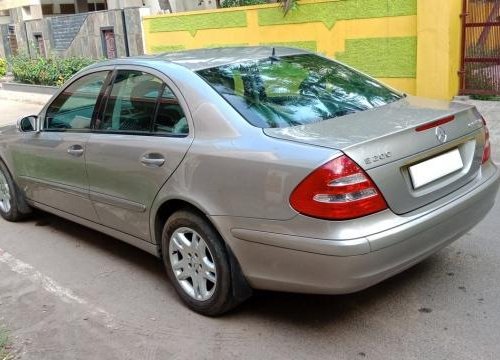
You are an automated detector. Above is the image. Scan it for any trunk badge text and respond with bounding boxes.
[364,152,392,165]
[467,119,483,128]
[436,127,448,143]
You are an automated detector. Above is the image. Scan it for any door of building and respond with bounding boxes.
[8,25,18,55]
[102,28,117,59]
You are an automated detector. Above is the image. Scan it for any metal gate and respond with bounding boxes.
[460,0,500,95]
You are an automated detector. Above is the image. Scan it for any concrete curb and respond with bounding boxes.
[0,87,54,106]
[1,82,58,96]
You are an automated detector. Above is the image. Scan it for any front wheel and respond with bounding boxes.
[162,210,238,316]
[0,161,30,222]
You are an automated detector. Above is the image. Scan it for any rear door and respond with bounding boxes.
[86,66,193,241]
[12,70,110,220]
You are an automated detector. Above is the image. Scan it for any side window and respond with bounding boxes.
[154,86,188,135]
[97,70,162,133]
[45,71,108,131]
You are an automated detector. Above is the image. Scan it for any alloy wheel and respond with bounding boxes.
[0,170,11,213]
[169,227,217,301]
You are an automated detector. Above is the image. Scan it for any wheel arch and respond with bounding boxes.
[0,153,32,215]
[152,198,208,251]
[152,197,253,302]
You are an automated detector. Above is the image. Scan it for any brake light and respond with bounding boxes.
[482,117,491,164]
[290,155,388,220]
[415,115,455,132]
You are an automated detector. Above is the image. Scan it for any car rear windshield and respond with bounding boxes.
[196,54,403,128]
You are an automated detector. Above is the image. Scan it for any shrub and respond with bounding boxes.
[221,0,267,7]
[9,55,95,87]
[220,0,297,14]
[0,58,6,78]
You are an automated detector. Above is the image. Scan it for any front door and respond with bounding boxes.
[12,71,110,221]
[86,68,192,240]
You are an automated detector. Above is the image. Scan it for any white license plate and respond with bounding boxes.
[409,149,463,189]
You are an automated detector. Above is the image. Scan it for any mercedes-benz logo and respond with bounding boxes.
[435,127,447,143]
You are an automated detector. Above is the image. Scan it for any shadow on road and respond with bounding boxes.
[31,209,443,325]
[233,259,438,326]
[32,210,165,279]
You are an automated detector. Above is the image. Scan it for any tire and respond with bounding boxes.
[162,210,238,316]
[0,160,30,222]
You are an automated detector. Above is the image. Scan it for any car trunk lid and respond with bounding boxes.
[264,96,487,214]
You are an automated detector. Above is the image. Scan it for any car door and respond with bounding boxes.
[85,67,193,241]
[12,70,111,221]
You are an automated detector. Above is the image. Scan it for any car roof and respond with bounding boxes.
[90,46,310,72]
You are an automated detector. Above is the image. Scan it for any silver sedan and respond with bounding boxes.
[0,47,498,316]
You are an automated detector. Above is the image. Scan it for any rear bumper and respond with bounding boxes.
[214,162,500,294]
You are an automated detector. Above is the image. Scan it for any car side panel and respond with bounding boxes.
[149,130,338,245]
[10,131,98,221]
[86,133,192,240]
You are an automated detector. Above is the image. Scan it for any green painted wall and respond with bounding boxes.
[151,44,186,53]
[258,0,417,29]
[149,11,247,36]
[144,0,419,94]
[260,41,318,52]
[336,37,417,78]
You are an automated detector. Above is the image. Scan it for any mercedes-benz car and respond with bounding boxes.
[0,47,498,316]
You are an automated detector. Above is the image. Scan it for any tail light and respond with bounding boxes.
[482,117,491,164]
[290,155,388,220]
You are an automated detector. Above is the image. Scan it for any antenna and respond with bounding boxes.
[270,47,279,63]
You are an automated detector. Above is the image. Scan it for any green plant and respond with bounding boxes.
[0,58,7,78]
[470,94,500,101]
[9,55,95,87]
[220,0,267,7]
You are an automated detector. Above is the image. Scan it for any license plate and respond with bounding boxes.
[409,149,463,189]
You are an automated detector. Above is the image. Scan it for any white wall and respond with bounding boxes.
[107,0,143,9]
[0,0,40,12]
[169,0,216,13]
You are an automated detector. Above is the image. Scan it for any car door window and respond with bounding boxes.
[154,86,188,135]
[97,70,163,133]
[45,71,108,131]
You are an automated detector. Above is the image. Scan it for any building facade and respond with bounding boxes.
[0,0,183,59]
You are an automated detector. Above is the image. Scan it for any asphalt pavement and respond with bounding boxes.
[0,95,499,360]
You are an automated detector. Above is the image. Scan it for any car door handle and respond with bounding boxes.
[67,145,85,157]
[140,154,165,167]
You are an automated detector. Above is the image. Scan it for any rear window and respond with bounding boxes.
[196,54,402,128]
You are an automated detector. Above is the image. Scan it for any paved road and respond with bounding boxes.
[0,98,499,360]
[0,99,44,126]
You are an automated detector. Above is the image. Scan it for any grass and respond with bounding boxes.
[0,328,12,360]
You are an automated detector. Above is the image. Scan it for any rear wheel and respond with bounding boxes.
[162,210,237,316]
[0,161,29,222]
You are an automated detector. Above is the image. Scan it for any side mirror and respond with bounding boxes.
[17,115,39,133]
